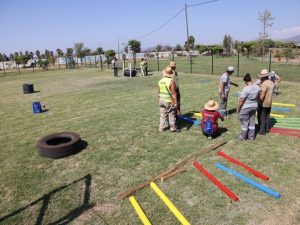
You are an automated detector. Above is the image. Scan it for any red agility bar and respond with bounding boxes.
[270,127,300,133]
[270,129,300,138]
[193,162,239,201]
[217,151,269,181]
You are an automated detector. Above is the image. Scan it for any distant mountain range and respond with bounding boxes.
[284,34,300,44]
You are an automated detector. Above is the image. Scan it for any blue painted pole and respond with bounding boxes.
[215,163,281,199]
[178,115,201,125]
[271,107,291,112]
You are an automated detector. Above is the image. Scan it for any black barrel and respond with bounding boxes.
[23,84,34,94]
[123,69,136,77]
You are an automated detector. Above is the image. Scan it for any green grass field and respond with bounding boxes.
[0,68,299,225]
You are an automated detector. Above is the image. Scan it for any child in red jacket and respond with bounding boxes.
[201,100,224,139]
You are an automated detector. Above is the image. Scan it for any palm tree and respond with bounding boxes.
[35,50,41,59]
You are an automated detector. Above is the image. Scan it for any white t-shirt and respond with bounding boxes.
[240,84,260,109]
[219,73,230,93]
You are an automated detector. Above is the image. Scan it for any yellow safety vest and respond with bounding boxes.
[158,77,172,102]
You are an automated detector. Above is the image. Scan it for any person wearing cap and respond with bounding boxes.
[219,66,239,117]
[269,71,281,95]
[201,100,224,139]
[111,56,118,77]
[158,66,180,132]
[140,58,145,76]
[169,61,181,113]
[237,73,260,140]
[257,69,274,135]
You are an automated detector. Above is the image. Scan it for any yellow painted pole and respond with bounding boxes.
[194,112,202,117]
[129,196,152,225]
[270,113,286,118]
[272,102,295,107]
[150,182,191,225]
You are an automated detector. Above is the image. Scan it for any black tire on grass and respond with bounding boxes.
[37,132,82,158]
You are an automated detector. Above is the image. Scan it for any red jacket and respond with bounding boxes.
[201,109,223,132]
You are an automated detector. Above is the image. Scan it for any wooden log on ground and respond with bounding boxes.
[117,140,227,200]
[160,168,186,181]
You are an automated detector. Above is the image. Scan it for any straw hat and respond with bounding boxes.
[258,69,270,78]
[204,100,219,111]
[169,61,176,67]
[162,66,174,78]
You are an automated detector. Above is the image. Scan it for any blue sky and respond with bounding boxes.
[1,0,300,55]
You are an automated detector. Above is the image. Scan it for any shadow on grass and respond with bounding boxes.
[228,108,237,115]
[0,174,104,225]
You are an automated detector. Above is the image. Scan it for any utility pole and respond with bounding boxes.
[184,3,192,73]
[117,37,121,60]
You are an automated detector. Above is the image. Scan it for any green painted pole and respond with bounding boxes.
[268,52,272,72]
[157,56,159,72]
[270,118,300,121]
[172,53,175,62]
[211,52,214,75]
[272,124,300,129]
[270,119,300,122]
[271,121,300,124]
[237,51,240,77]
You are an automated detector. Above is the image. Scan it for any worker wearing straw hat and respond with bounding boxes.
[219,66,239,117]
[169,61,181,112]
[201,100,224,139]
[237,73,260,141]
[158,66,180,132]
[257,69,274,135]
[140,58,145,76]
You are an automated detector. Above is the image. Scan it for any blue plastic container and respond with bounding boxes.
[32,101,42,114]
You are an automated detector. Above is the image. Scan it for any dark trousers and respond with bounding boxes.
[145,67,148,76]
[176,90,181,112]
[257,106,271,134]
[113,68,118,77]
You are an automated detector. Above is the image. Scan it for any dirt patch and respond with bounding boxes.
[93,203,121,216]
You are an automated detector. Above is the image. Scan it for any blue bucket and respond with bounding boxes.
[33,101,42,114]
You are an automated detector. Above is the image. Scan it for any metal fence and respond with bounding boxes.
[1,52,300,81]
[145,52,300,81]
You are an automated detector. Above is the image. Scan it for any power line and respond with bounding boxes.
[188,0,218,8]
[109,0,219,48]
[134,8,185,40]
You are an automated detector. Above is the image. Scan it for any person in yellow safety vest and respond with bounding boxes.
[169,61,180,112]
[158,66,181,132]
[140,58,145,76]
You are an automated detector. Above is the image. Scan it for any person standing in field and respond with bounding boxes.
[269,71,281,95]
[158,66,180,132]
[237,73,260,141]
[144,58,148,76]
[219,66,239,117]
[257,69,274,135]
[111,56,118,77]
[169,61,181,114]
[140,58,145,76]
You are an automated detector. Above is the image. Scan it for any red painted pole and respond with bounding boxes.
[270,127,300,133]
[193,162,239,201]
[217,151,269,181]
[270,130,300,138]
